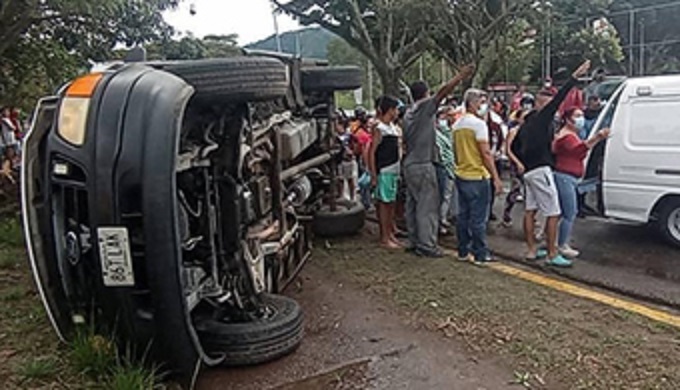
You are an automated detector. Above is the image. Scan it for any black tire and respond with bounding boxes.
[163,57,289,101]
[657,199,680,248]
[313,199,366,237]
[195,294,304,366]
[301,66,362,92]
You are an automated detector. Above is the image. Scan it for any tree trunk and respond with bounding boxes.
[377,66,402,98]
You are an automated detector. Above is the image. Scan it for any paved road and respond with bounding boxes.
[472,195,680,307]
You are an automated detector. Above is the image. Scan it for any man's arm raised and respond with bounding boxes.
[434,64,476,105]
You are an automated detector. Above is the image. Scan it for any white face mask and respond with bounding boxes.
[477,103,489,117]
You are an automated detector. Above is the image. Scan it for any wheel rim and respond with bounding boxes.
[669,208,680,242]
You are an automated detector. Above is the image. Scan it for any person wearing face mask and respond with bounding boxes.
[435,106,456,234]
[543,77,558,96]
[512,60,591,268]
[451,89,503,265]
[486,102,505,222]
[552,108,610,259]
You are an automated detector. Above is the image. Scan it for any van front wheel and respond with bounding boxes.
[658,199,680,248]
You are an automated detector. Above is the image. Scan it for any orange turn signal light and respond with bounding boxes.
[66,73,103,98]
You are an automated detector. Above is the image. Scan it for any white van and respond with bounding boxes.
[585,75,680,247]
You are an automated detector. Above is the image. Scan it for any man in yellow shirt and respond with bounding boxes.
[451,89,503,265]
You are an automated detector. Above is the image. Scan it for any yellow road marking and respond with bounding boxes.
[485,262,680,329]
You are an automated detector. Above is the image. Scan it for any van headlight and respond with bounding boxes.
[57,73,102,146]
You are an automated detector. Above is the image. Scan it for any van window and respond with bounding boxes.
[596,88,622,131]
[630,100,680,146]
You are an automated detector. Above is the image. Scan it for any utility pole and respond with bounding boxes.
[419,56,424,80]
[272,3,282,52]
[546,4,552,79]
[441,58,446,84]
[367,60,374,106]
[628,10,635,76]
[639,19,645,76]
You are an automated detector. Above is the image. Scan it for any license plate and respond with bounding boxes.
[97,227,135,287]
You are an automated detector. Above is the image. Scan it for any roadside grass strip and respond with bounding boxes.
[487,262,680,329]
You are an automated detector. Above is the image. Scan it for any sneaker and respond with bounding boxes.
[546,254,573,268]
[415,248,445,258]
[472,255,495,266]
[456,253,474,262]
[525,248,548,261]
[559,245,580,259]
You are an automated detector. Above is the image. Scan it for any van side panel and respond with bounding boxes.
[603,77,680,223]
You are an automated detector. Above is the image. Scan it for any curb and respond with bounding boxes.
[448,242,680,311]
[364,216,680,311]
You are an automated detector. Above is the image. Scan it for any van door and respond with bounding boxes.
[601,83,680,223]
[582,85,624,216]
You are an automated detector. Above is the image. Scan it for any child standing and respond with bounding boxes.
[368,96,402,249]
[335,116,358,201]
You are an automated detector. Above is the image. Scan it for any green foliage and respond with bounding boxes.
[105,363,157,390]
[70,331,118,379]
[0,0,178,111]
[0,218,24,249]
[16,357,59,382]
[69,327,159,387]
[147,34,240,60]
[276,0,434,94]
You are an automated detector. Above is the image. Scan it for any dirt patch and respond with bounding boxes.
[313,232,680,390]
[198,247,516,390]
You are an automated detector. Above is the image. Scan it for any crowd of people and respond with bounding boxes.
[335,59,611,268]
[0,106,23,184]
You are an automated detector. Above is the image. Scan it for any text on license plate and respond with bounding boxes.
[97,227,135,287]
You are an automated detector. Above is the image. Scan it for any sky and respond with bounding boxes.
[164,0,302,45]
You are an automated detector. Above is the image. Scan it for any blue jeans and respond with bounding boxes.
[456,178,491,260]
[554,171,579,247]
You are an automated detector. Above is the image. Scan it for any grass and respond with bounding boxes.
[16,357,59,382]
[0,217,24,249]
[0,216,162,389]
[313,233,680,390]
[70,331,118,379]
[106,363,157,390]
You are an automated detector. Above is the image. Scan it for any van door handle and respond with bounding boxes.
[656,169,680,176]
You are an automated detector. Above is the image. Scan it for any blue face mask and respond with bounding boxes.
[573,116,585,129]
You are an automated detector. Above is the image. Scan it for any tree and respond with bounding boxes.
[0,0,178,110]
[427,0,538,87]
[146,34,241,61]
[521,0,623,81]
[274,0,433,95]
[609,0,680,75]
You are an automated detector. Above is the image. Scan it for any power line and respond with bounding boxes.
[609,0,680,17]
[558,0,680,25]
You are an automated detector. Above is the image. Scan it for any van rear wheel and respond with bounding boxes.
[658,199,680,248]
